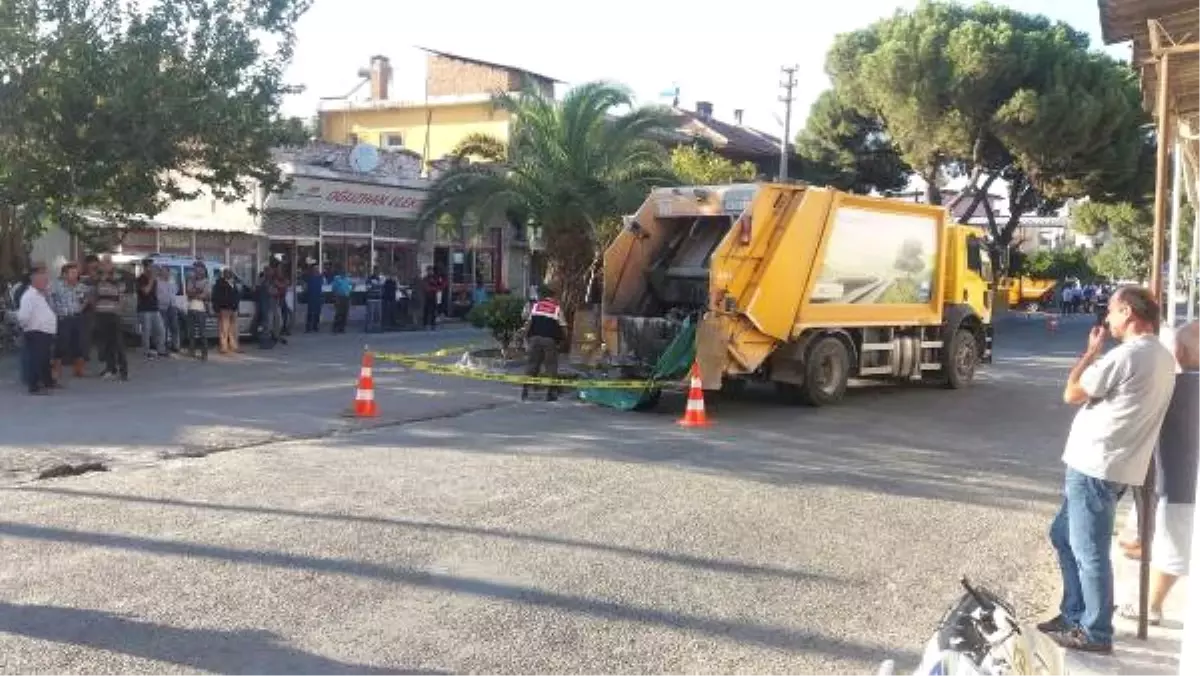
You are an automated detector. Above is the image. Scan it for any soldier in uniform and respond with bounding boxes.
[521,288,567,402]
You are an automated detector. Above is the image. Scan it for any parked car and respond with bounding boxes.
[108,253,257,339]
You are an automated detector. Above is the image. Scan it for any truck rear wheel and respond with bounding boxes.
[943,328,979,389]
[800,336,850,406]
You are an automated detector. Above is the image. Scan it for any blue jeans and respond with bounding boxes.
[161,306,180,351]
[1050,468,1125,645]
[138,311,165,354]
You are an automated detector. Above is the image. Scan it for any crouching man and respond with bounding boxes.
[521,288,567,402]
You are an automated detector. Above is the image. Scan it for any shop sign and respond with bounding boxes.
[265,176,427,220]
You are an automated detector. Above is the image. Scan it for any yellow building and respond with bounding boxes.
[317,49,557,167]
[316,49,558,306]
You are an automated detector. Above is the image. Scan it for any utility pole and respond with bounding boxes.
[778,65,798,181]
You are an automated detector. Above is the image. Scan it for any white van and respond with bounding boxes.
[108,253,257,339]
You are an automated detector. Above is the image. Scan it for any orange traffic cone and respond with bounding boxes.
[1046,314,1059,334]
[352,348,378,418]
[678,362,710,427]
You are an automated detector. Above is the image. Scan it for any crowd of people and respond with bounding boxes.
[1057,280,1112,316]
[6,255,505,395]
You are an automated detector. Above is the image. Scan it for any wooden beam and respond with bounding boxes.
[1155,42,1200,57]
[1148,18,1164,53]
[1152,53,1172,309]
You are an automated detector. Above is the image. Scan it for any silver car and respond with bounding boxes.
[109,254,257,339]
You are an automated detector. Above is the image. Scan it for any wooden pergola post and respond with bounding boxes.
[1150,51,1172,305]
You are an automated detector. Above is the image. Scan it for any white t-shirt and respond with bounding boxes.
[1062,335,1177,485]
[187,278,210,312]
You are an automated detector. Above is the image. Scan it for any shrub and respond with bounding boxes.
[466,294,527,351]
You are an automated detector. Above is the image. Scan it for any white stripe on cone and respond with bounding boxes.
[686,397,704,411]
[356,389,374,401]
[360,367,372,377]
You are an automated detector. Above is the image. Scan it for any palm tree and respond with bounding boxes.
[418,80,679,320]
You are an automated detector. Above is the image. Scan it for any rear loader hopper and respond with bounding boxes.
[599,182,995,407]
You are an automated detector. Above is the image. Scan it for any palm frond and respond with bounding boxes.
[452,133,508,162]
[421,79,682,305]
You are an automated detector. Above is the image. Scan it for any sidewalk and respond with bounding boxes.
[1066,504,1186,675]
[0,324,505,485]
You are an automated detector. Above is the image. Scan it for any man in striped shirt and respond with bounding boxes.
[93,256,128,380]
[50,262,88,379]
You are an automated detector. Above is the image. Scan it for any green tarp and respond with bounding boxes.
[578,317,697,411]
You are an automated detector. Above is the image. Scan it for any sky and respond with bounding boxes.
[280,0,1132,138]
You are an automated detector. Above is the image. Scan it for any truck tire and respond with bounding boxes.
[943,328,979,390]
[721,377,748,398]
[800,336,850,406]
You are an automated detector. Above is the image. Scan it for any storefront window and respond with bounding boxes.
[120,229,157,256]
[196,233,225,264]
[297,243,318,276]
[347,240,370,280]
[322,238,347,276]
[160,230,193,256]
[392,246,416,281]
[230,253,257,285]
[475,250,495,287]
[268,241,295,283]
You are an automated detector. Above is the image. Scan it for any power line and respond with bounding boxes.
[778,65,798,181]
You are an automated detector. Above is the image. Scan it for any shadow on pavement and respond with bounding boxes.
[328,381,1066,512]
[0,601,435,675]
[16,487,844,585]
[0,521,915,667]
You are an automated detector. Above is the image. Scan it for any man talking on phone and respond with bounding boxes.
[1038,286,1176,653]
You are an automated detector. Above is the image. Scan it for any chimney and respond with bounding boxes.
[733,109,744,125]
[369,55,391,101]
[696,101,713,119]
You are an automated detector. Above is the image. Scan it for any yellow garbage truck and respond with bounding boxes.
[600,182,994,406]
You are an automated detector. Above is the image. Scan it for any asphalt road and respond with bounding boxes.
[0,315,1094,674]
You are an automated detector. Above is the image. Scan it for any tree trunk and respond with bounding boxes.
[0,206,28,291]
[955,173,998,225]
[543,224,596,343]
[923,167,942,205]
[946,165,983,212]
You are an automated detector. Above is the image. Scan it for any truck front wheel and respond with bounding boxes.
[944,328,979,389]
[801,336,851,406]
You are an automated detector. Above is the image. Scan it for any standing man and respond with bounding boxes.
[78,254,99,363]
[92,256,127,380]
[365,271,383,333]
[331,269,352,334]
[520,287,567,402]
[1039,286,1176,653]
[50,263,88,379]
[266,265,287,346]
[1118,320,1199,625]
[212,268,240,354]
[185,261,210,360]
[135,260,165,359]
[382,273,398,330]
[157,266,180,353]
[303,264,324,333]
[17,264,57,394]
[421,266,443,330]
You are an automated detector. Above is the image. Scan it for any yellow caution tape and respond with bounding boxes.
[375,350,673,390]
